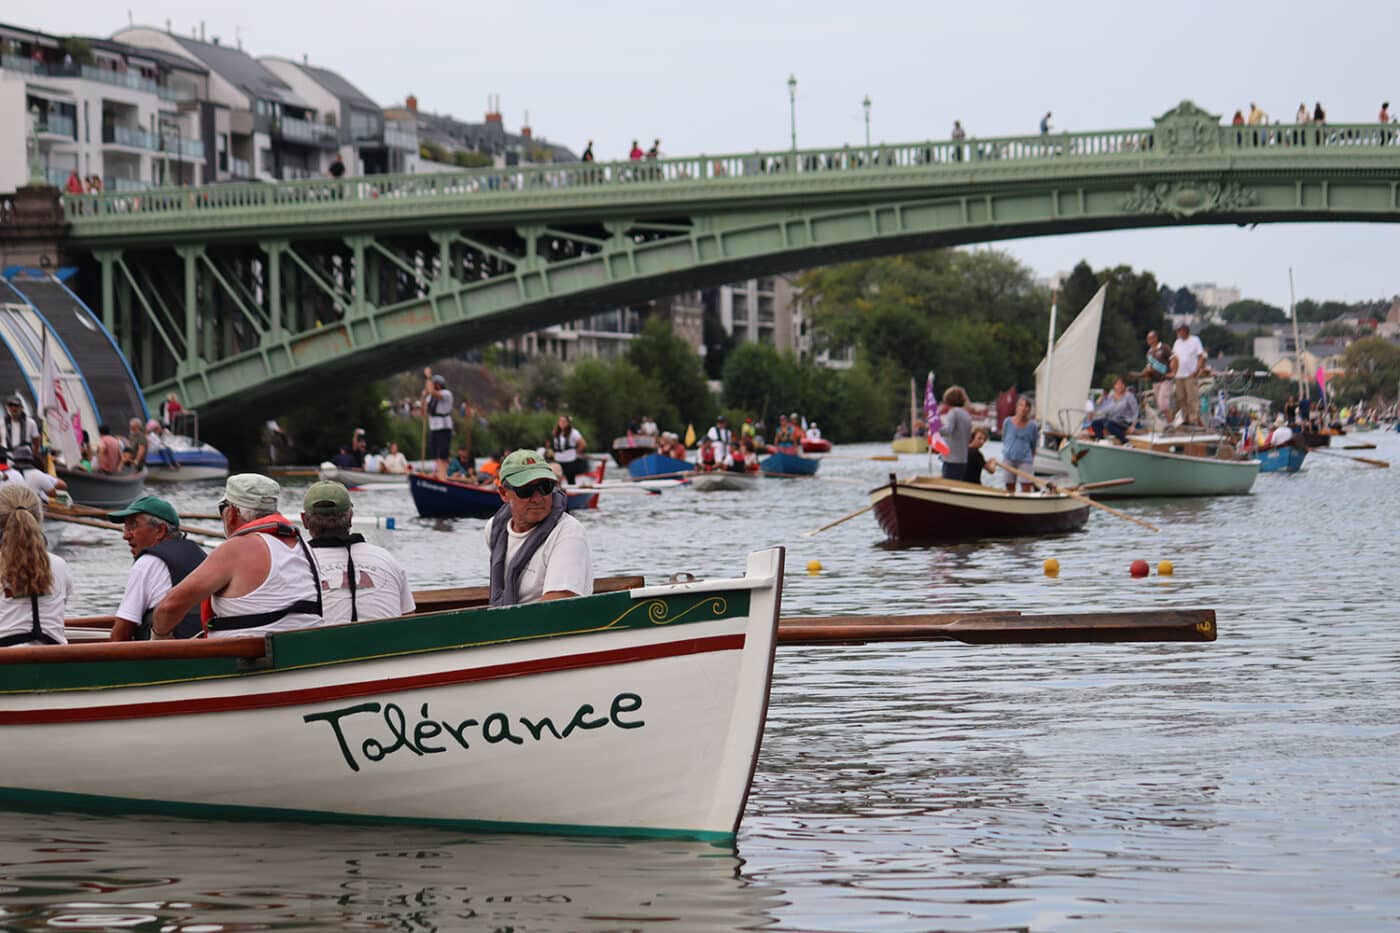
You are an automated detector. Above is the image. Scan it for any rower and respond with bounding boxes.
[301,480,415,624]
[107,495,206,641]
[11,446,65,503]
[486,450,592,606]
[153,474,324,638]
[0,484,71,647]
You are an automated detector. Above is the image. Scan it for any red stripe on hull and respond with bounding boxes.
[0,633,746,725]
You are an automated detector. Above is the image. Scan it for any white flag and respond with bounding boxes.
[40,335,80,467]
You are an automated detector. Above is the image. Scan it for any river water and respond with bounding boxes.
[4,431,1399,932]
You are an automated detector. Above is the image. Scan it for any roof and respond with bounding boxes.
[299,63,379,112]
[80,35,208,75]
[411,108,577,161]
[168,34,307,107]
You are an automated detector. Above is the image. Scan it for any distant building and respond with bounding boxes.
[385,93,574,168]
[1189,282,1241,310]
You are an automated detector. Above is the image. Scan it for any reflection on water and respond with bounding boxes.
[23,432,1400,930]
[0,811,783,932]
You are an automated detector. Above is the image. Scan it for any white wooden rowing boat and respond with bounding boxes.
[691,471,760,493]
[0,549,784,841]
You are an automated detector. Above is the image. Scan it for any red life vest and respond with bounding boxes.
[199,513,312,629]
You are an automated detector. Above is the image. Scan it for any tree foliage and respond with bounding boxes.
[1220,299,1287,325]
[719,343,901,441]
[1334,337,1400,402]
[625,317,715,429]
[1057,261,1168,384]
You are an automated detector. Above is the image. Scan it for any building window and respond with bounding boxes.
[217,133,228,172]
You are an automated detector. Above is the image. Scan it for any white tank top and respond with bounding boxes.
[209,533,323,637]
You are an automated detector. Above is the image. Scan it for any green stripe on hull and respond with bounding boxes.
[1,590,751,694]
[0,786,734,842]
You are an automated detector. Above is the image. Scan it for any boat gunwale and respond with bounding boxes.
[1068,438,1261,470]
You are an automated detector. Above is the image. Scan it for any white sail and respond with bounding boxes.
[1034,284,1106,433]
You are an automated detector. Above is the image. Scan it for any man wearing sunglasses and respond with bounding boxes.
[485,450,592,606]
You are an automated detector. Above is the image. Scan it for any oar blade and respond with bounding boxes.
[778,609,1216,645]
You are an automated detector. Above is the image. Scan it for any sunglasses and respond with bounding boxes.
[507,479,556,499]
[217,499,231,514]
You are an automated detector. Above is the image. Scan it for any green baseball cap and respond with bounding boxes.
[303,480,352,515]
[498,449,556,488]
[107,495,180,527]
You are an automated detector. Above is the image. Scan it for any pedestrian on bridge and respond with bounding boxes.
[1039,112,1052,135]
[951,120,965,161]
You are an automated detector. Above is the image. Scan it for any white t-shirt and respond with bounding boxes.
[483,512,592,604]
[0,552,72,645]
[362,453,382,473]
[308,539,416,624]
[552,428,583,464]
[17,468,58,504]
[1172,335,1206,379]
[806,425,822,439]
[381,451,409,473]
[427,388,454,431]
[1270,425,1294,447]
[114,553,175,624]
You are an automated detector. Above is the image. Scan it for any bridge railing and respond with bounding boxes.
[59,121,1400,225]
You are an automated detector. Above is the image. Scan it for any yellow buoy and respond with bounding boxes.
[1043,557,1060,577]
[1157,559,1174,576]
[806,559,822,574]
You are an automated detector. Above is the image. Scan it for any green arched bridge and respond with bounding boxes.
[60,101,1400,421]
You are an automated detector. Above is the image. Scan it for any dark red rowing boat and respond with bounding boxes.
[869,476,1089,542]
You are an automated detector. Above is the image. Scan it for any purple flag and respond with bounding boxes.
[924,372,940,440]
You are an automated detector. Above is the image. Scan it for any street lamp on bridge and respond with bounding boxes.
[787,74,797,154]
[862,95,871,149]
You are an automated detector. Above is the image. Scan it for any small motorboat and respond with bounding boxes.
[759,448,819,477]
[691,470,760,493]
[145,435,229,483]
[409,463,604,519]
[869,475,1090,542]
[1255,444,1307,473]
[319,462,410,487]
[800,437,832,454]
[56,467,148,509]
[626,452,692,481]
[610,435,656,467]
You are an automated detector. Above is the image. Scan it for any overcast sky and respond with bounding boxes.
[25,0,1400,308]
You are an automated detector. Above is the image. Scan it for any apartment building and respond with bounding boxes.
[261,57,419,176]
[0,21,206,192]
[115,26,338,181]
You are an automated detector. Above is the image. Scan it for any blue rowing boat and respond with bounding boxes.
[759,448,820,477]
[1256,445,1307,473]
[408,475,600,518]
[626,452,692,480]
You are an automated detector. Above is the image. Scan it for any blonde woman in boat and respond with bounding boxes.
[0,484,72,647]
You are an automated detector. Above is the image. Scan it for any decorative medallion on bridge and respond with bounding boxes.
[1121,180,1258,218]
[1153,100,1223,156]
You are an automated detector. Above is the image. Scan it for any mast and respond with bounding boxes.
[909,376,917,437]
[1289,269,1308,401]
[1044,288,1058,430]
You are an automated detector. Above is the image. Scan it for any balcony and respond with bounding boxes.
[0,55,179,100]
[229,156,253,178]
[161,135,205,160]
[274,115,339,147]
[104,176,154,192]
[384,125,417,151]
[36,113,77,139]
[104,125,159,150]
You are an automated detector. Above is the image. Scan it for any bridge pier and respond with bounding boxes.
[0,185,67,271]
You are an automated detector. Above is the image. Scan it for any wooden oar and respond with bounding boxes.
[52,502,222,522]
[47,512,226,540]
[778,609,1215,645]
[1070,477,1136,492]
[803,504,873,536]
[818,453,899,462]
[998,462,1160,533]
[1308,448,1389,468]
[1343,442,1377,450]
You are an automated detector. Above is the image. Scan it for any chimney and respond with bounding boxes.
[521,109,531,139]
[406,94,418,113]
[200,20,205,41]
[485,92,502,124]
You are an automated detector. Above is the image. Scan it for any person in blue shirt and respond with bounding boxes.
[999,397,1040,493]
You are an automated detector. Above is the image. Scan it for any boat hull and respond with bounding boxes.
[611,438,657,467]
[1256,446,1307,473]
[626,453,692,480]
[891,437,925,454]
[320,465,409,487]
[869,477,1089,542]
[691,471,760,493]
[760,450,819,477]
[1061,439,1259,497]
[409,475,599,518]
[56,468,148,508]
[800,438,832,454]
[0,549,784,841]
[144,442,229,483]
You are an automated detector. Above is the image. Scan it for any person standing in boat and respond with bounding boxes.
[1134,330,1174,425]
[1,395,38,454]
[937,386,972,480]
[999,397,1039,492]
[486,450,592,606]
[422,370,454,481]
[301,481,415,625]
[153,474,324,639]
[549,415,589,484]
[106,496,206,641]
[1086,377,1140,443]
[0,484,71,647]
[1169,322,1208,429]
